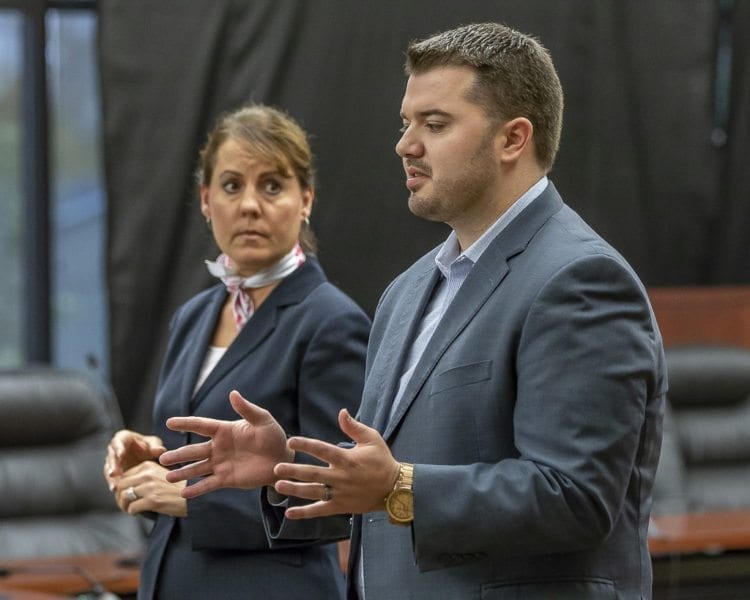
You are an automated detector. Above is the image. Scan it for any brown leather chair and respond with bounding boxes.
[0,366,145,558]
[652,345,750,514]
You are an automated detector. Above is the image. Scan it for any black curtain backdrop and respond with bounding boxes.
[98,0,750,431]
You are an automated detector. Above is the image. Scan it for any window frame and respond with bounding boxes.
[1,0,96,362]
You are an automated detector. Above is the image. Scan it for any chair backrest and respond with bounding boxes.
[0,366,144,559]
[652,345,750,514]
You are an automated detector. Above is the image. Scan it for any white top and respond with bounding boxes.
[194,345,227,394]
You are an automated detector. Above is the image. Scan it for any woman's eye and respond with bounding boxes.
[263,179,282,195]
[222,180,241,193]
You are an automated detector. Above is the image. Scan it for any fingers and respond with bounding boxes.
[164,392,269,435]
[165,415,221,438]
[160,440,212,467]
[274,480,331,501]
[273,481,345,520]
[106,430,166,482]
[144,438,167,457]
[164,458,213,484]
[111,429,146,458]
[113,464,155,510]
[274,459,330,487]
[338,409,380,444]
[104,447,119,487]
[145,434,166,450]
[181,476,221,500]
[115,467,187,516]
[282,412,382,469]
[285,436,345,468]
[105,430,137,483]
[229,390,273,425]
[285,501,341,520]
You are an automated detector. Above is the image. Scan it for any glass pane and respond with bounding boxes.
[47,9,108,377]
[0,10,22,368]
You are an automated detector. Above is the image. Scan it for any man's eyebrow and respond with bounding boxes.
[400,109,452,120]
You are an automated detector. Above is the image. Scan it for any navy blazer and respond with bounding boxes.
[137,257,370,600]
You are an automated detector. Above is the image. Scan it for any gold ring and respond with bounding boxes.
[322,484,332,502]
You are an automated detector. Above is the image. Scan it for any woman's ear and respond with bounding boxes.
[301,187,315,220]
[199,185,210,220]
[496,117,533,165]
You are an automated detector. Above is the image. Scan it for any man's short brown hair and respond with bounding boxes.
[406,23,563,172]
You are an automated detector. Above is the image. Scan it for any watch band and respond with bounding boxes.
[396,462,414,490]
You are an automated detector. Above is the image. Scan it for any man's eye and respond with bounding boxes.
[426,123,444,132]
[399,124,408,134]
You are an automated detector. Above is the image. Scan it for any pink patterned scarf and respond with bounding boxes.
[205,244,306,329]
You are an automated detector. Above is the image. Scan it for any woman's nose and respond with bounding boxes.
[239,191,261,215]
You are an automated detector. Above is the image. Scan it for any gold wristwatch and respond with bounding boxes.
[385,462,414,525]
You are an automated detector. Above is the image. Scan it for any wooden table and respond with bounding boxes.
[650,510,750,599]
[0,552,139,597]
[0,589,69,600]
[649,510,750,555]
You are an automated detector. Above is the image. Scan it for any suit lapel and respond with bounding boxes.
[190,258,326,412]
[381,255,510,440]
[176,287,225,416]
[382,183,564,440]
[190,300,278,410]
[365,266,441,433]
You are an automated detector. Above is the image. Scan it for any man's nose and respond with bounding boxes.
[395,128,423,158]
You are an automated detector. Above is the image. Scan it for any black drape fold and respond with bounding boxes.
[714,0,750,282]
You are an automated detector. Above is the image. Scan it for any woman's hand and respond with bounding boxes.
[104,429,166,491]
[114,460,187,517]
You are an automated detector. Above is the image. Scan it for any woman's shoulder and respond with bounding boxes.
[171,283,223,326]
[303,280,370,324]
[291,257,368,320]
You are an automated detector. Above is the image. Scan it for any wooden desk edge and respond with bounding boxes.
[0,551,140,596]
[649,510,750,556]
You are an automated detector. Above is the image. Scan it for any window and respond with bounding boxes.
[0,2,106,377]
[0,10,23,367]
[48,9,108,374]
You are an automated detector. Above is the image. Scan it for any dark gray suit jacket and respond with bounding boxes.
[351,182,665,599]
[138,257,370,600]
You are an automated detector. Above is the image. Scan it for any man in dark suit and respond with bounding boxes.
[161,22,666,599]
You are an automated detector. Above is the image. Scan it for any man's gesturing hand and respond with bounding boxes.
[273,409,400,519]
[159,390,293,499]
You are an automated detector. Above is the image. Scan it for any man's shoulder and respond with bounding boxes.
[400,245,442,280]
[382,245,440,297]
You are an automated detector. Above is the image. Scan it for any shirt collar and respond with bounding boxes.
[435,176,549,277]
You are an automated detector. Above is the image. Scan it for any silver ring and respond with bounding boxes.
[126,486,139,502]
[322,484,332,502]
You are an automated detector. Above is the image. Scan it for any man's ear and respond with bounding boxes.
[495,117,533,165]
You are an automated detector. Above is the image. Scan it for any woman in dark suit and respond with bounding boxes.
[103,104,370,599]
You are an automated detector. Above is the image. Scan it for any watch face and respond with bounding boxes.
[387,489,413,521]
